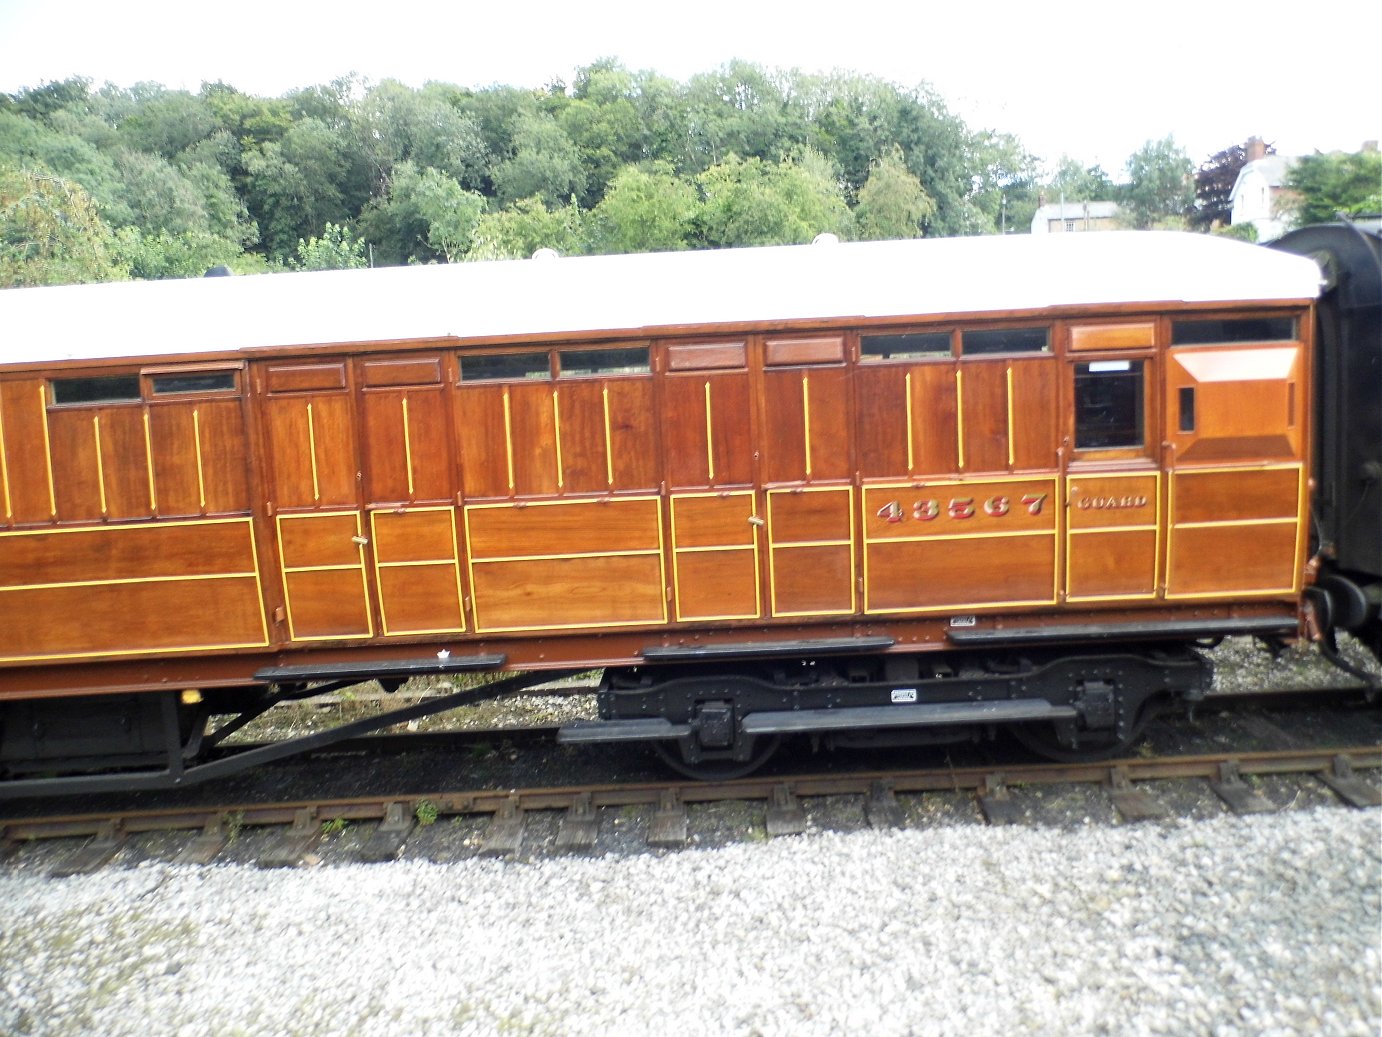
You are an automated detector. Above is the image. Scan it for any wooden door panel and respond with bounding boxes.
[670,491,760,621]
[959,362,1008,474]
[1009,359,1060,471]
[276,512,372,640]
[662,373,753,488]
[361,388,452,504]
[370,508,465,636]
[456,387,511,499]
[761,368,850,483]
[263,394,357,509]
[0,380,55,524]
[1065,472,1159,601]
[767,486,854,616]
[907,364,959,476]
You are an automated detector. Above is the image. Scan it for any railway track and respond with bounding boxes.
[4,743,1377,876]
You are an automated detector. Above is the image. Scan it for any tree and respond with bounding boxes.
[293,222,367,271]
[695,151,851,248]
[115,226,244,280]
[589,161,698,253]
[1045,156,1115,203]
[359,162,484,264]
[1193,140,1269,231]
[966,131,1040,234]
[0,164,127,286]
[1285,149,1382,225]
[466,196,586,261]
[492,113,587,209]
[1121,136,1194,229]
[854,145,935,240]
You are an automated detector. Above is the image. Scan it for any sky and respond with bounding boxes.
[0,0,1377,176]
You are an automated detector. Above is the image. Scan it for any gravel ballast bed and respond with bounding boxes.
[2,808,1378,1036]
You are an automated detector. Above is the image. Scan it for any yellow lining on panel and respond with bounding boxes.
[904,371,915,475]
[193,409,207,511]
[1062,470,1162,604]
[703,381,715,482]
[275,510,373,642]
[473,547,662,565]
[0,390,12,521]
[1005,366,1015,468]
[766,485,855,617]
[306,402,321,503]
[368,506,466,636]
[860,476,1058,615]
[463,495,668,633]
[92,415,108,516]
[502,388,515,492]
[955,368,966,471]
[401,396,416,498]
[669,489,760,622]
[39,385,56,518]
[0,516,270,661]
[1164,462,1304,599]
[802,376,813,479]
[142,411,158,514]
[602,385,614,487]
[553,390,565,490]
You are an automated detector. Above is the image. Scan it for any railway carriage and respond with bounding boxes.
[1,227,1377,794]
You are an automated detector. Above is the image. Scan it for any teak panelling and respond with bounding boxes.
[853,366,909,478]
[0,578,266,661]
[666,341,746,371]
[265,362,346,393]
[466,497,661,560]
[764,335,845,366]
[771,544,854,615]
[553,381,611,494]
[360,357,443,388]
[761,367,850,483]
[1069,322,1156,351]
[1171,466,1300,525]
[661,372,754,488]
[508,383,560,496]
[191,400,251,514]
[671,491,760,621]
[1166,346,1302,463]
[1008,359,1060,470]
[276,511,371,640]
[866,535,1057,612]
[908,364,960,476]
[604,380,658,491]
[0,521,256,586]
[360,387,452,504]
[262,392,357,508]
[959,362,1009,473]
[1166,523,1298,596]
[0,380,54,523]
[372,508,458,564]
[1067,529,1158,598]
[45,408,107,522]
[277,511,364,569]
[471,554,665,631]
[455,388,512,499]
[768,486,852,543]
[370,509,465,636]
[1067,474,1159,530]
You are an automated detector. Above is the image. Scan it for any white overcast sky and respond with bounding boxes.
[0,0,1377,176]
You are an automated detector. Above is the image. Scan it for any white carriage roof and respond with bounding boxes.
[0,232,1323,367]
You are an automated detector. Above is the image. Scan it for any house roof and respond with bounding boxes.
[1231,156,1297,200]
[0,232,1324,368]
[1031,201,1121,222]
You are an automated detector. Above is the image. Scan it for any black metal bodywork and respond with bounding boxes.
[1273,221,1382,660]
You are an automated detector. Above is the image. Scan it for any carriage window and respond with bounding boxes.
[50,375,141,405]
[150,371,238,395]
[860,332,951,361]
[558,347,650,377]
[459,352,551,382]
[1074,360,1144,449]
[1171,317,1296,345]
[962,327,1050,355]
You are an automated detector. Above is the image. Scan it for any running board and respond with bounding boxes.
[946,616,1294,647]
[741,700,1077,734]
[640,636,894,662]
[558,700,1074,744]
[559,718,692,743]
[255,654,507,684]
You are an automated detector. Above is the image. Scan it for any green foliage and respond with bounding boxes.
[1285,150,1382,224]
[1045,155,1116,203]
[414,800,439,826]
[1121,136,1195,229]
[0,163,127,286]
[360,162,484,264]
[492,113,587,209]
[854,145,935,240]
[467,196,586,261]
[589,161,697,253]
[292,222,368,271]
[115,226,245,279]
[1212,221,1258,242]
[696,151,851,248]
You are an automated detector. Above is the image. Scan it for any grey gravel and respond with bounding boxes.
[2,807,1378,1037]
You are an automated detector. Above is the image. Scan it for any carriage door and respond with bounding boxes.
[259,360,373,641]
[357,355,466,638]
[758,335,855,617]
[1063,323,1161,603]
[662,341,763,622]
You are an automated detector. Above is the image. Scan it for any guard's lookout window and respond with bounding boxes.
[1074,360,1144,449]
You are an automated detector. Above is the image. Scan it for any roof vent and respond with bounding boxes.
[812,233,840,246]
[531,248,560,261]
[203,264,234,277]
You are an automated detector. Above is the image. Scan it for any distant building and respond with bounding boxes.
[1229,138,1298,242]
[1030,201,1121,234]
